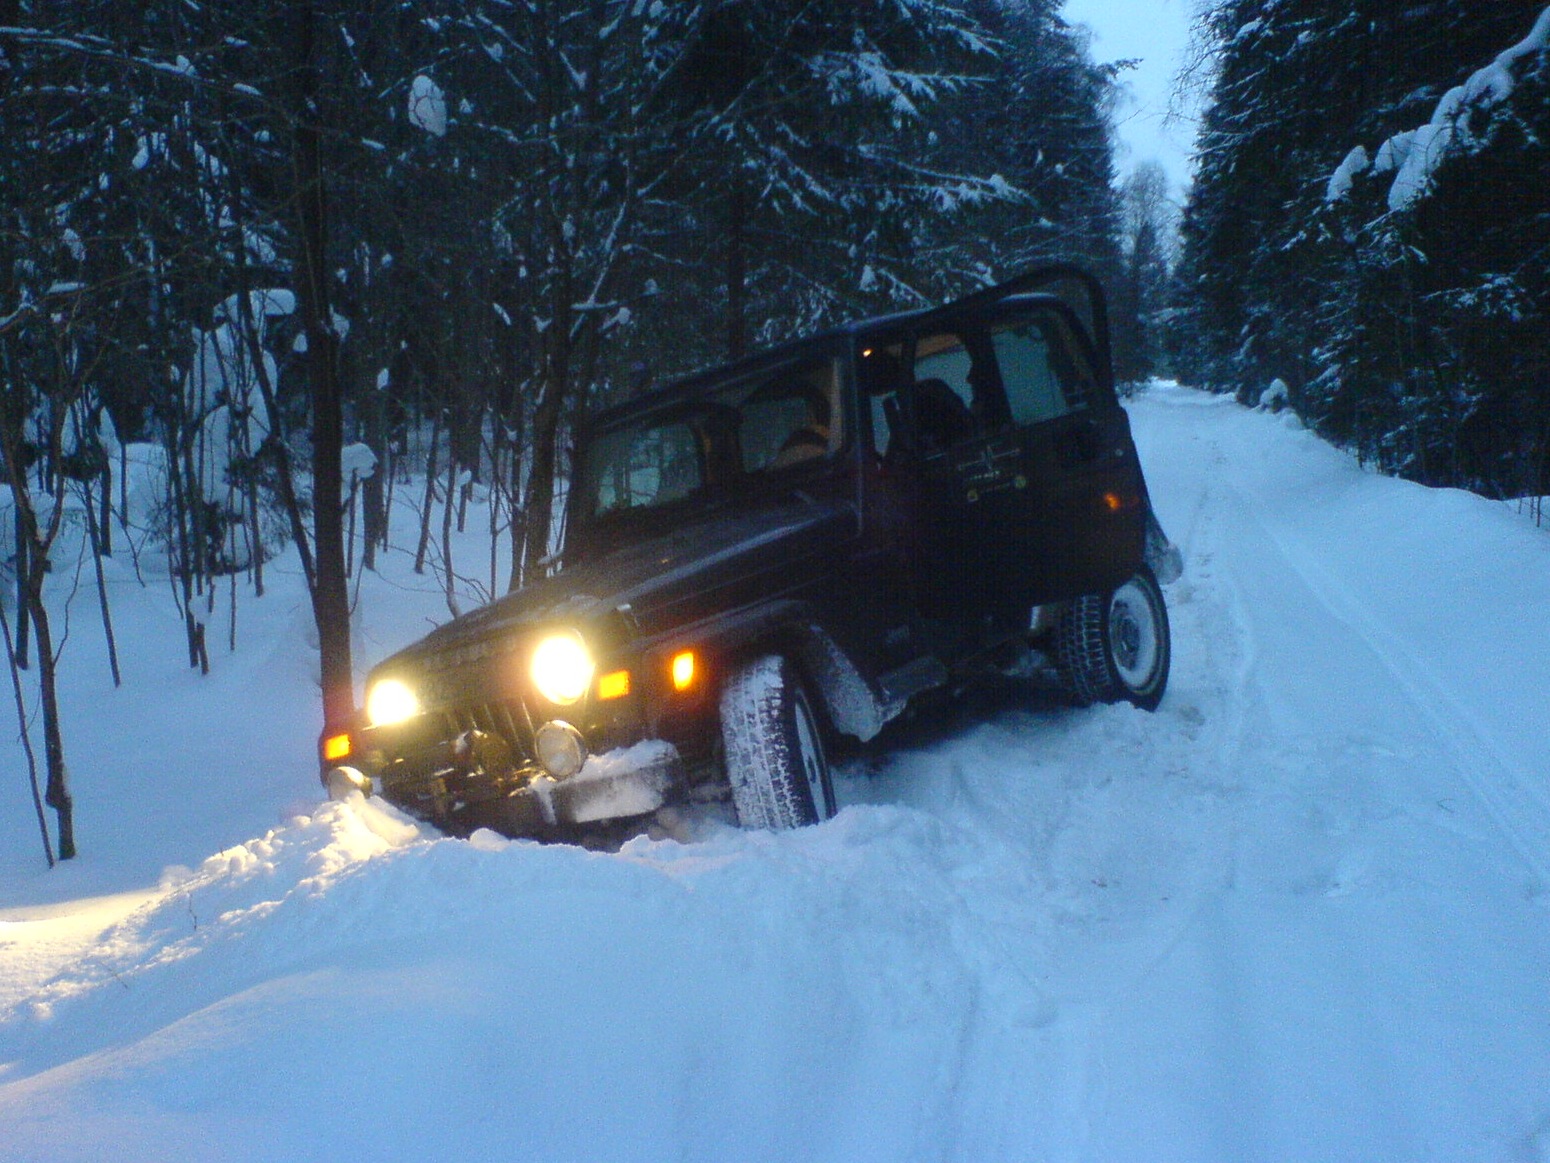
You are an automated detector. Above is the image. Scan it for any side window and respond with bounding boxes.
[742,394,813,469]
[993,317,1091,425]
[740,356,844,472]
[913,337,975,410]
[912,332,980,451]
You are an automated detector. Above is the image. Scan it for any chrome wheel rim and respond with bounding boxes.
[792,691,829,819]
[1108,579,1160,691]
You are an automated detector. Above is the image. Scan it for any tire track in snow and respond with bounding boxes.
[1103,393,1550,1157]
[1223,474,1550,891]
[863,462,1258,1156]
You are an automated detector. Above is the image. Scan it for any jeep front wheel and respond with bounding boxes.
[719,654,835,830]
[1055,565,1170,711]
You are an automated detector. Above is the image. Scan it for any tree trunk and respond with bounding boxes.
[24,575,74,860]
[521,373,566,582]
[230,183,309,596]
[505,405,526,594]
[164,422,203,669]
[12,505,28,669]
[82,486,122,687]
[97,457,111,556]
[415,411,441,574]
[290,0,354,733]
[0,596,53,867]
[359,377,386,572]
[440,457,459,618]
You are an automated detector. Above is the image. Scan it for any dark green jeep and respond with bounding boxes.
[324,266,1180,838]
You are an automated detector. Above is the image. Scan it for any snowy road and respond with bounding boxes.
[1,386,1548,1161]
[1026,391,1550,1159]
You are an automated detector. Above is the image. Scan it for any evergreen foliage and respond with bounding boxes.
[1176,0,1550,497]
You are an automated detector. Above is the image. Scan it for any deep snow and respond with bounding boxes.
[1,386,1548,1161]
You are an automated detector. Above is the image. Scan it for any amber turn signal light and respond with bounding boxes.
[670,651,697,692]
[322,732,353,762]
[598,669,631,700]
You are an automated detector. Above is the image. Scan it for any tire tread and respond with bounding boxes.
[720,655,818,830]
[1056,592,1118,705]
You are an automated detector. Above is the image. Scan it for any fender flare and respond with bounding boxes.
[644,600,894,743]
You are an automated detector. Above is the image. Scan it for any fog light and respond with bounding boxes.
[534,720,587,779]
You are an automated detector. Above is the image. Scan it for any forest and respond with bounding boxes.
[2,0,1548,860]
[1175,0,1550,504]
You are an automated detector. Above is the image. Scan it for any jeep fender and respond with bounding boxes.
[645,599,894,744]
[1144,505,1184,585]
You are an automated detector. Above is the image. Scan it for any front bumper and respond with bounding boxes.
[326,738,681,836]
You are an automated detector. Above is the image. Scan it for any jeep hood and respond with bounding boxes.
[379,498,855,670]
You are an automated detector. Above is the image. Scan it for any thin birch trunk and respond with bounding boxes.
[0,598,53,868]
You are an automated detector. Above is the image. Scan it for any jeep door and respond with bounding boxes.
[907,300,1147,620]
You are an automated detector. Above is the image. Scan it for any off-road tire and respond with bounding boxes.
[1055,565,1170,711]
[719,655,835,830]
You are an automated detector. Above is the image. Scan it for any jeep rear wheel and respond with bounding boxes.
[1056,565,1170,711]
[719,655,835,830]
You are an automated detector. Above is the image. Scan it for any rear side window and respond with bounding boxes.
[993,316,1093,425]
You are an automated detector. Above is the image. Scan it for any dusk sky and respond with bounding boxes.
[1063,0,1197,194]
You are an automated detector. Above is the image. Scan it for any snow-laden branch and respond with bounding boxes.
[1327,5,1550,210]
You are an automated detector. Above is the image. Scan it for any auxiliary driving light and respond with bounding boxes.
[531,632,595,705]
[534,720,588,779]
[366,678,420,726]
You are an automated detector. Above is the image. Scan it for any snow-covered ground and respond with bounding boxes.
[2,385,1548,1162]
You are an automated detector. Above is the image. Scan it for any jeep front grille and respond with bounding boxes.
[439,699,532,758]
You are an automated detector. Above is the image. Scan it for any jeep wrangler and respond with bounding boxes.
[322,265,1181,838]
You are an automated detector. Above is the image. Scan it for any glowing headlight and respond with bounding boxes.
[366,678,420,726]
[531,633,594,705]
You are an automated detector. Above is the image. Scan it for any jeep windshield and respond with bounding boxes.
[573,353,845,531]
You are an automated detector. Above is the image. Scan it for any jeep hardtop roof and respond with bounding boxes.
[584,264,1111,433]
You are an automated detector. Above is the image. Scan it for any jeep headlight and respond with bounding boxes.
[531,632,594,705]
[366,677,420,726]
